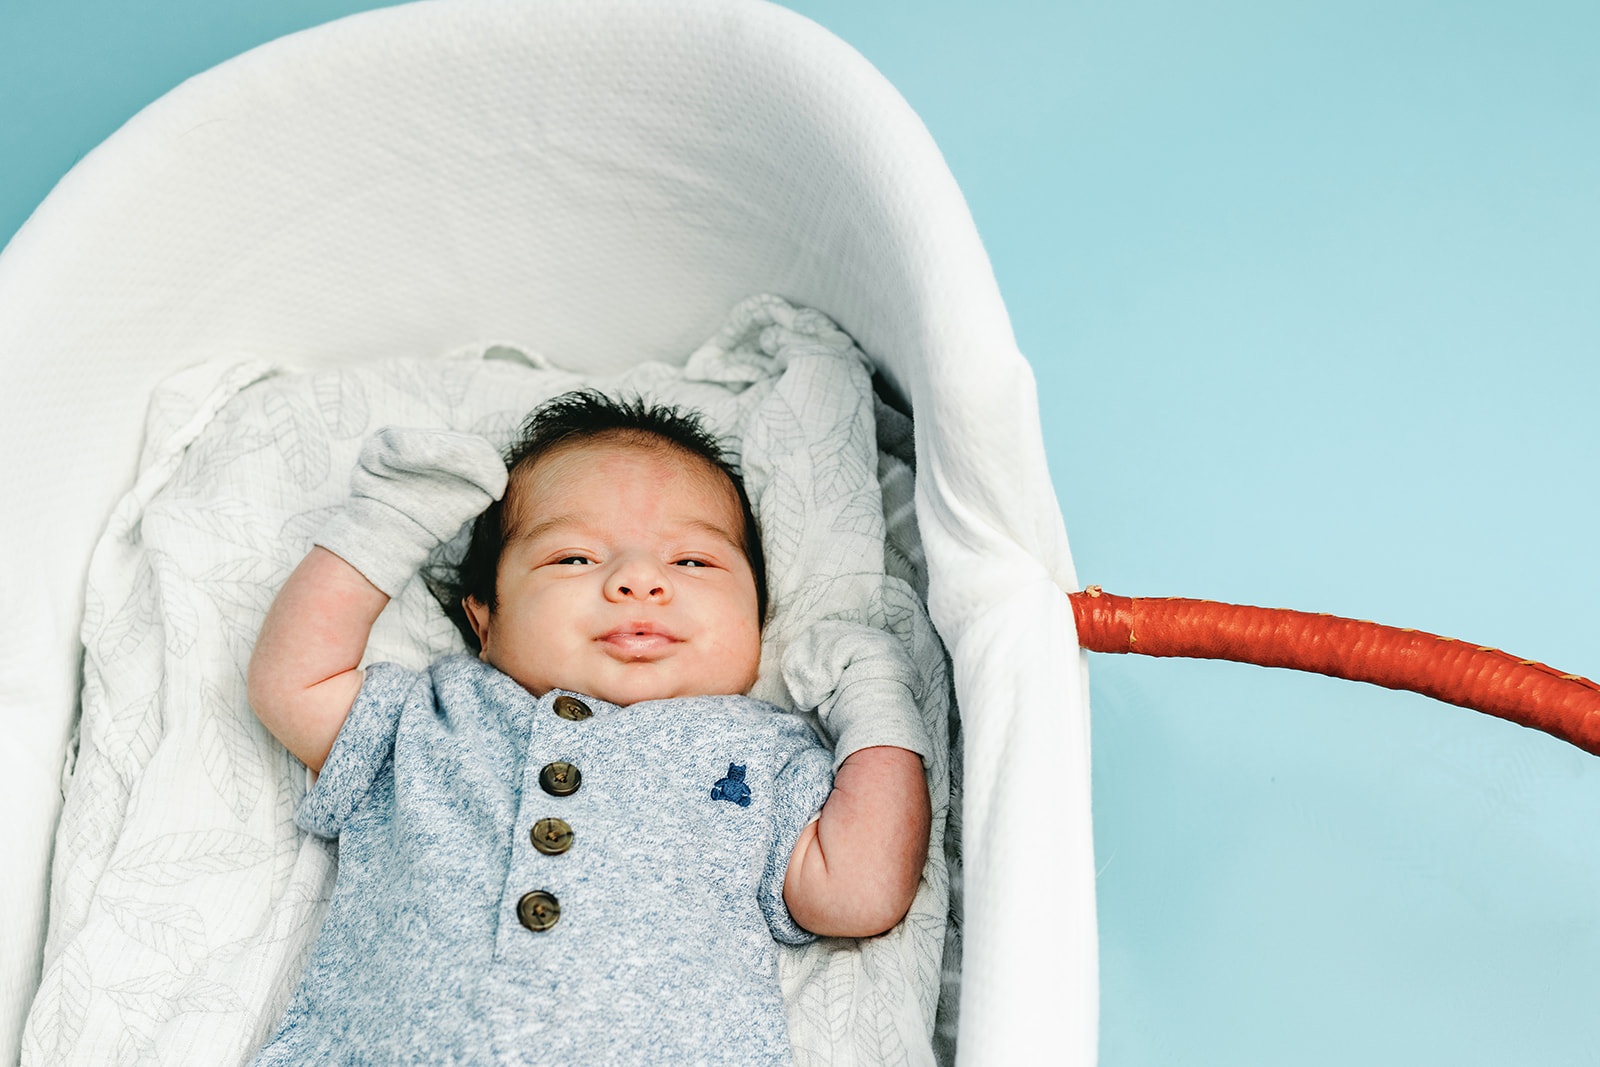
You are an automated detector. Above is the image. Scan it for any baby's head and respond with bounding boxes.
[432,391,767,706]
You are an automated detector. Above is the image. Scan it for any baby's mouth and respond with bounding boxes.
[598,626,680,659]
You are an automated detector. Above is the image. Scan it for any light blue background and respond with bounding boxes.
[3,1,1596,1063]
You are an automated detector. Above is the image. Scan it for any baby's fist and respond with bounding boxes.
[315,427,507,597]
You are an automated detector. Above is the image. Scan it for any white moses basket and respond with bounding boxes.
[0,1,1093,1063]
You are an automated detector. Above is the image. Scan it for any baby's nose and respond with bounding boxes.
[613,579,667,600]
[607,557,671,601]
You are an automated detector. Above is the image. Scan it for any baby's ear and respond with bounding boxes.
[463,596,492,651]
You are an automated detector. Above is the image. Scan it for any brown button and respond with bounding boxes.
[531,818,574,855]
[517,890,560,932]
[539,761,581,797]
[552,695,592,721]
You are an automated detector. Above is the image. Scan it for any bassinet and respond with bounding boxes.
[0,1,1091,1063]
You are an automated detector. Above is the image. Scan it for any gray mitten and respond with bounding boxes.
[782,621,933,770]
[314,427,507,597]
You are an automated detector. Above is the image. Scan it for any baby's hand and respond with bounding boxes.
[315,427,507,596]
[781,622,933,937]
[781,621,933,769]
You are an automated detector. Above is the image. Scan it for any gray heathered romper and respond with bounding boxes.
[250,654,834,1066]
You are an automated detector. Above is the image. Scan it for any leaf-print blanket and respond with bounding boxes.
[23,295,955,1067]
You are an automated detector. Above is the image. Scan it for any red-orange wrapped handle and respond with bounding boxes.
[1068,586,1600,757]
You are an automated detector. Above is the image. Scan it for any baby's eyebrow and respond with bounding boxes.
[512,515,577,545]
[512,514,742,548]
[676,518,744,546]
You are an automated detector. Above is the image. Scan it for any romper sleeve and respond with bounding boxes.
[757,717,835,944]
[295,662,418,839]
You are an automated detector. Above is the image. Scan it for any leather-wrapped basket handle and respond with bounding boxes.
[1068,586,1600,757]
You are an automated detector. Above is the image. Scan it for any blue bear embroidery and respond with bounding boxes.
[710,764,752,807]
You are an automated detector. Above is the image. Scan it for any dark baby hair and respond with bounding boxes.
[427,390,768,651]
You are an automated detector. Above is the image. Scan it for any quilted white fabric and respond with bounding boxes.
[22,297,953,1066]
[0,2,1093,1064]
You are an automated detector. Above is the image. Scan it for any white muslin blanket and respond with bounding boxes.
[24,295,954,1066]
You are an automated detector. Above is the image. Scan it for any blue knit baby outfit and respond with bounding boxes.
[250,654,834,1066]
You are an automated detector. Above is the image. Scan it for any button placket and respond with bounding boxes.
[509,694,594,940]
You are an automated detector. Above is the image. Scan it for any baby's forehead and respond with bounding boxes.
[504,433,744,538]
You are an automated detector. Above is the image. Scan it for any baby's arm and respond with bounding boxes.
[780,622,934,937]
[246,428,506,773]
[248,548,388,772]
[783,746,930,938]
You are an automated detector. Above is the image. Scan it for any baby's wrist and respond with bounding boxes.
[313,502,430,598]
[836,744,925,770]
[825,679,932,770]
[833,746,928,797]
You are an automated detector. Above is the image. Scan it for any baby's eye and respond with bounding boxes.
[556,555,595,565]
[673,558,709,568]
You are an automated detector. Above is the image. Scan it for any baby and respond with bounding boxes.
[246,391,932,1065]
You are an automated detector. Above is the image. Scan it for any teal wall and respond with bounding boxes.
[4,1,1597,1062]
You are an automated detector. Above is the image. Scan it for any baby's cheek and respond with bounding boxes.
[723,626,763,695]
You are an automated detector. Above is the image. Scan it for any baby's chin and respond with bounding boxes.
[517,667,757,708]
[482,640,760,706]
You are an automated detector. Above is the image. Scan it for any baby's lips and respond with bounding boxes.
[597,629,681,659]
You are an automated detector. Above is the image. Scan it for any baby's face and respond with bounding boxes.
[465,437,762,706]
